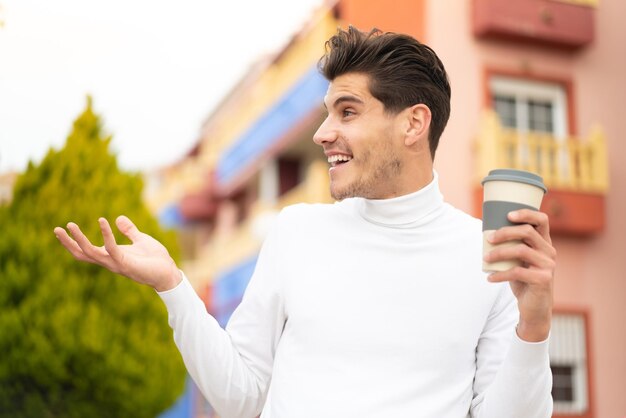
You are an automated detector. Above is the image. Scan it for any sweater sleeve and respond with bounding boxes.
[157,220,286,418]
[471,285,553,417]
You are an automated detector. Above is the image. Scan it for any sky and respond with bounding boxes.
[0,0,324,174]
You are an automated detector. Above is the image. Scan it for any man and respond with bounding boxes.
[55,27,555,417]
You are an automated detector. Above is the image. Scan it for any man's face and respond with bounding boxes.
[313,72,407,200]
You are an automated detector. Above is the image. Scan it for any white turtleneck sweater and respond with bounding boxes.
[158,174,553,418]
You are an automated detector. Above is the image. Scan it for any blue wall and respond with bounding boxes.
[217,66,328,187]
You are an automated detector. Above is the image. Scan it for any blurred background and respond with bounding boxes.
[1,0,624,417]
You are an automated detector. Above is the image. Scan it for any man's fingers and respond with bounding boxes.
[489,223,555,259]
[508,209,551,244]
[485,242,555,271]
[99,218,124,263]
[487,224,557,275]
[66,222,110,264]
[116,215,141,243]
[54,227,94,263]
[488,265,553,287]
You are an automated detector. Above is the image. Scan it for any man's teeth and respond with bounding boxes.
[327,155,353,164]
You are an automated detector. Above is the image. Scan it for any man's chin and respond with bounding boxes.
[330,183,350,201]
[330,181,363,201]
[331,192,349,201]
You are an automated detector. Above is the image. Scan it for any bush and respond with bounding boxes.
[0,97,186,418]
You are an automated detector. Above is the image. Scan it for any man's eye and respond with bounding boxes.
[342,109,355,117]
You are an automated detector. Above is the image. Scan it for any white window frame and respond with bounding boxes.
[490,76,569,140]
[550,312,591,415]
[259,158,279,206]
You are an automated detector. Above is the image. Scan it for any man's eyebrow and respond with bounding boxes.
[323,95,365,109]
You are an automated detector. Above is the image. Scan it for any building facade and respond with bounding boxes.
[150,1,625,416]
[0,170,18,205]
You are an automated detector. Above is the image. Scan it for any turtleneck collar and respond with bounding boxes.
[353,171,444,227]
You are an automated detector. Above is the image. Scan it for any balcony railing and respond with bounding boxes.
[476,111,608,193]
[277,160,332,208]
[472,0,595,50]
[183,160,331,288]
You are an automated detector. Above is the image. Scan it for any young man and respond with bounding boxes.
[55,27,555,417]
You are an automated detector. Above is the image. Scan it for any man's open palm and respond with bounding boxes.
[54,216,181,291]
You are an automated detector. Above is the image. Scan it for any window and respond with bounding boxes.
[550,311,592,415]
[278,157,302,196]
[259,159,280,205]
[552,365,575,403]
[489,75,572,176]
[258,156,302,205]
[490,76,568,138]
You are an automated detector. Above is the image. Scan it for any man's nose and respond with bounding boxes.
[312,117,337,146]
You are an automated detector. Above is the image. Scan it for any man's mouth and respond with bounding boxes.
[328,154,353,168]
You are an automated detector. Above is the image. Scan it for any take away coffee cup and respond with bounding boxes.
[481,169,547,272]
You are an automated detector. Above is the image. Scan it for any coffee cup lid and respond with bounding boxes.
[481,169,547,193]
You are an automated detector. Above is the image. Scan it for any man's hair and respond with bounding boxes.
[318,26,451,159]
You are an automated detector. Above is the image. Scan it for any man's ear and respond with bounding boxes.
[404,104,432,147]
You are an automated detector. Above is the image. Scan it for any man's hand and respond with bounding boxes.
[483,209,556,342]
[54,216,182,292]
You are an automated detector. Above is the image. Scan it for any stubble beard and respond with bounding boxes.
[330,146,402,201]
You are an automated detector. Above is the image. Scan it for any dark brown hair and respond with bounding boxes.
[319,26,451,159]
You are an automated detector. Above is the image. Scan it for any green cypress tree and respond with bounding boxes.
[0,97,186,417]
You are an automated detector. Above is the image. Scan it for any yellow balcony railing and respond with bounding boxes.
[198,8,340,170]
[552,0,598,7]
[183,159,332,288]
[182,214,261,290]
[277,160,332,208]
[476,111,608,193]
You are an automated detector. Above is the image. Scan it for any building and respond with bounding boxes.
[149,0,625,416]
[0,170,18,205]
